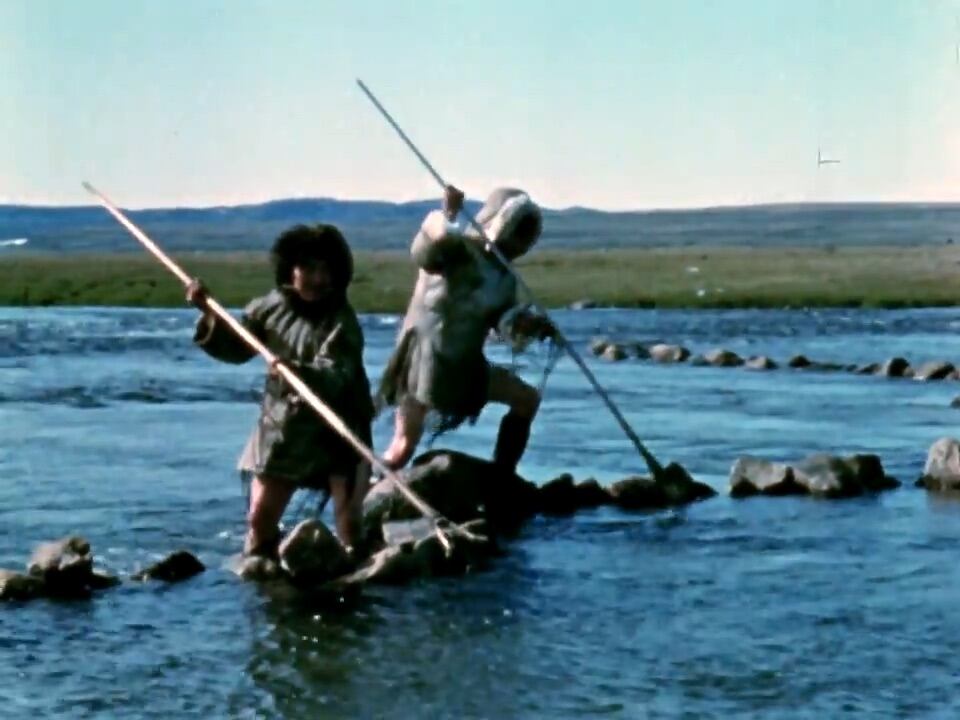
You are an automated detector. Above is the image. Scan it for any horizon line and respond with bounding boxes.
[3,195,960,215]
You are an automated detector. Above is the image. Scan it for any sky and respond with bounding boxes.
[1,0,959,210]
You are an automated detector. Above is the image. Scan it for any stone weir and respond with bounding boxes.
[12,437,960,605]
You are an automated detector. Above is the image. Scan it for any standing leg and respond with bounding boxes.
[487,366,541,473]
[329,461,371,551]
[245,476,296,556]
[382,396,428,470]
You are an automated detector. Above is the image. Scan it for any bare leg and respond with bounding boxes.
[245,476,296,556]
[382,396,428,470]
[329,461,371,549]
[487,367,541,473]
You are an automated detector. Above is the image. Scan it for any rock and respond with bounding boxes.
[745,356,778,371]
[704,348,744,367]
[89,569,121,590]
[792,453,899,497]
[363,450,539,533]
[914,361,956,381]
[626,342,650,360]
[728,457,805,497]
[232,554,284,582]
[813,362,847,372]
[589,338,610,356]
[951,396,960,409]
[538,474,579,515]
[876,357,910,378]
[917,438,960,492]
[600,344,628,362]
[649,343,690,363]
[608,463,715,510]
[570,299,597,310]
[574,479,612,509]
[339,518,495,586]
[788,355,812,369]
[688,355,709,366]
[132,550,205,583]
[278,520,351,586]
[0,569,45,601]
[27,536,94,597]
[854,363,879,375]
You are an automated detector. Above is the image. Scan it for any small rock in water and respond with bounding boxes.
[876,357,910,378]
[538,474,579,515]
[917,437,960,492]
[279,520,351,586]
[569,299,597,310]
[951,396,960,409]
[27,536,94,597]
[704,348,744,367]
[649,343,690,363]
[132,550,205,583]
[728,457,805,497]
[788,355,813,369]
[913,361,955,381]
[574,479,612,509]
[589,338,611,356]
[600,344,628,362]
[0,569,45,601]
[745,355,778,371]
[626,342,650,360]
[854,362,880,375]
[792,453,899,497]
[231,554,283,582]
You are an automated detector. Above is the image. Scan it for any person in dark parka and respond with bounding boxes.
[187,224,374,557]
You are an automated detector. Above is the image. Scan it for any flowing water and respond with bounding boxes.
[2,306,960,719]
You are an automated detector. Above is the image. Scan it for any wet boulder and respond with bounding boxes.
[649,343,690,363]
[728,457,805,497]
[917,438,960,492]
[608,463,715,510]
[231,555,283,582]
[704,348,744,367]
[589,338,611,356]
[877,357,911,378]
[914,361,955,381]
[600,344,628,362]
[627,342,651,360]
[791,453,899,497]
[788,355,813,369]
[537,474,579,515]
[363,450,539,534]
[132,550,205,583]
[339,518,495,587]
[745,355,778,371]
[278,520,351,585]
[575,479,613,509]
[0,569,45,601]
[27,536,94,597]
[951,396,960,409]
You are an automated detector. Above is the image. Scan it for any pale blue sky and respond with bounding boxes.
[2,0,958,209]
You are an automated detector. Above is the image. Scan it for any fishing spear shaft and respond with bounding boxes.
[355,79,665,477]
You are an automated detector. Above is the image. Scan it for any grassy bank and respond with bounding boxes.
[2,246,960,311]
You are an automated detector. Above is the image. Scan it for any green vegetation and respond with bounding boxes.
[3,245,960,310]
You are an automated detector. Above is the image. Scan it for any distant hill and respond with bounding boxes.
[2,198,959,254]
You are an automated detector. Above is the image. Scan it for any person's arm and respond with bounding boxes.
[187,279,262,364]
[410,185,482,273]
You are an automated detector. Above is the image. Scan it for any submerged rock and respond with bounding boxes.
[917,438,960,492]
[854,362,880,375]
[132,550,205,583]
[788,355,813,369]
